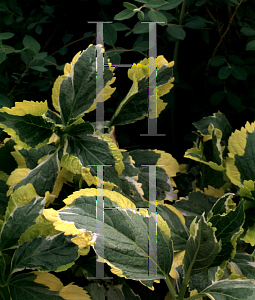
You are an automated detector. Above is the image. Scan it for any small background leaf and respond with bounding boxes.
[166,25,186,40]
[218,66,232,80]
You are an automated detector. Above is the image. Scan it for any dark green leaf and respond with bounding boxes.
[218,66,232,79]
[0,95,11,109]
[103,23,117,47]
[62,33,73,44]
[22,35,41,56]
[158,204,189,251]
[33,52,47,60]
[194,110,232,138]
[4,14,14,25]
[0,194,44,251]
[231,251,255,280]
[160,11,175,22]
[9,273,63,299]
[145,0,168,9]
[208,200,245,268]
[58,46,114,125]
[246,40,255,51]
[20,51,31,65]
[11,233,78,273]
[16,16,23,22]
[228,54,243,65]
[226,90,242,109]
[125,31,132,37]
[111,23,129,31]
[159,0,183,10]
[0,32,14,40]
[0,112,53,149]
[38,16,49,23]
[133,41,149,51]
[201,279,255,300]
[0,52,6,64]
[29,66,48,72]
[240,26,255,36]
[13,151,59,197]
[35,24,42,35]
[123,2,138,10]
[62,124,121,187]
[166,25,186,40]
[137,10,144,21]
[27,22,36,30]
[231,65,248,80]
[133,22,149,34]
[148,10,167,25]
[185,17,206,29]
[114,9,136,20]
[109,52,121,65]
[173,192,218,228]
[210,55,225,67]
[59,47,68,56]
[210,91,225,106]
[183,214,221,276]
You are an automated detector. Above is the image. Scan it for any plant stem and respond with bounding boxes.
[164,275,177,300]
[177,242,200,300]
[185,293,205,300]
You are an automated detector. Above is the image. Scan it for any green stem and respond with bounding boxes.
[185,293,205,300]
[173,0,188,66]
[164,275,177,300]
[177,245,200,300]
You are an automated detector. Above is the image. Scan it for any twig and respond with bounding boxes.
[205,0,243,77]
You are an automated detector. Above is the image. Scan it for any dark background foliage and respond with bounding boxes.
[0,0,255,161]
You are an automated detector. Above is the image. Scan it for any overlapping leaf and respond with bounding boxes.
[43,188,173,280]
[183,214,221,276]
[109,56,174,126]
[7,149,60,198]
[61,123,123,189]
[0,184,44,251]
[0,101,53,150]
[173,191,218,228]
[200,279,255,300]
[208,200,245,268]
[184,120,227,172]
[226,121,255,199]
[11,233,78,274]
[157,204,189,251]
[51,44,116,125]
[9,272,90,300]
[128,149,179,202]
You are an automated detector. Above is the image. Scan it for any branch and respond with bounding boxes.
[204,0,243,77]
